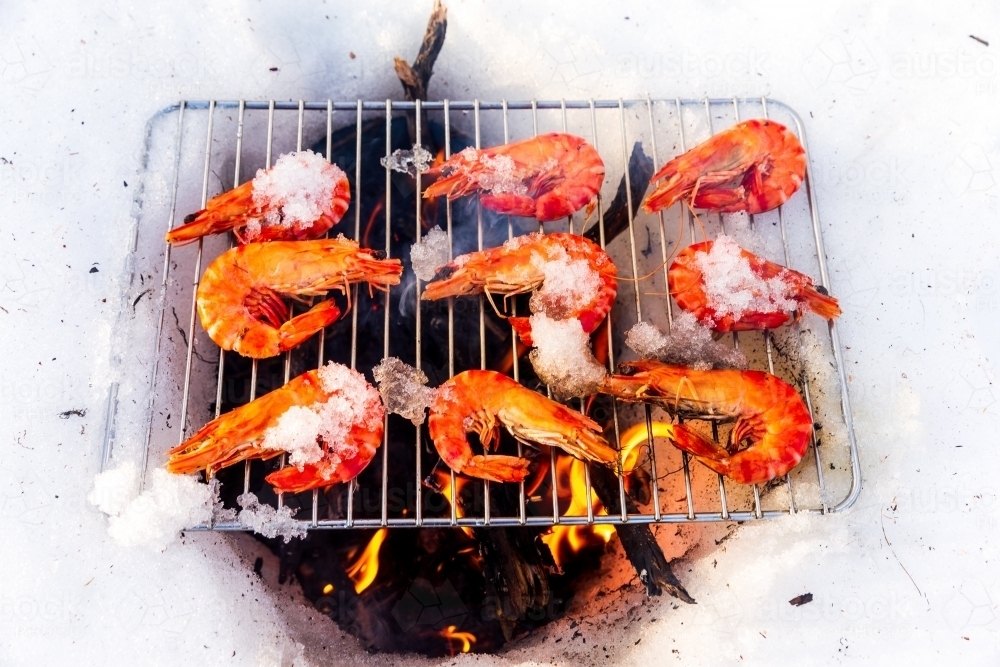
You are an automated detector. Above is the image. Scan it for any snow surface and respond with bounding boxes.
[3,0,1000,665]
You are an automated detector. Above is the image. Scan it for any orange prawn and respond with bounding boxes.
[166,363,384,494]
[197,237,402,359]
[669,237,840,332]
[642,119,806,215]
[420,232,617,346]
[166,150,351,245]
[599,360,812,485]
[428,370,618,483]
[422,133,604,222]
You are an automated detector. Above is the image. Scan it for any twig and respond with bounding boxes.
[880,510,922,597]
[394,0,448,102]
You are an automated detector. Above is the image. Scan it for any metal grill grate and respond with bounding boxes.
[103,97,861,530]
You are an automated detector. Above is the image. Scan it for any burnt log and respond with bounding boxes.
[589,464,695,603]
[394,0,448,102]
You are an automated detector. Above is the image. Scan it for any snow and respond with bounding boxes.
[90,465,215,551]
[527,241,604,319]
[372,356,437,424]
[527,312,608,398]
[454,146,528,195]
[259,363,383,471]
[694,234,797,324]
[4,0,999,664]
[248,150,346,240]
[409,225,451,280]
[380,144,433,176]
[625,313,748,370]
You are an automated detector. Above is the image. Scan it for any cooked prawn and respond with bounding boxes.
[428,370,618,483]
[669,236,840,332]
[421,232,617,346]
[599,360,812,484]
[422,133,604,222]
[166,150,351,245]
[642,120,806,215]
[166,362,384,494]
[197,237,402,359]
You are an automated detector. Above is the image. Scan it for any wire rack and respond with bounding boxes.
[102,97,861,531]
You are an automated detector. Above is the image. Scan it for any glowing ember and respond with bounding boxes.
[441,625,476,655]
[541,455,616,568]
[345,527,388,594]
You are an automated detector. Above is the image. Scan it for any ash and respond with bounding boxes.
[625,314,748,370]
[381,144,433,176]
[372,356,437,424]
[237,492,307,543]
[410,226,451,280]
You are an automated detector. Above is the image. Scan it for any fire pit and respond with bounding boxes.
[100,92,859,655]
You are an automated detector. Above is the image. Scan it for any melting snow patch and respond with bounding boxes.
[528,313,607,398]
[237,493,307,543]
[410,226,451,281]
[89,464,215,551]
[381,145,433,176]
[625,314,748,370]
[372,356,437,424]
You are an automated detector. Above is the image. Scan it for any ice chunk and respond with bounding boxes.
[528,313,608,398]
[381,145,433,176]
[372,357,437,425]
[237,493,307,543]
[625,314,748,370]
[90,465,215,551]
[260,362,384,470]
[410,226,451,281]
[247,150,346,240]
[456,147,528,195]
[694,234,796,323]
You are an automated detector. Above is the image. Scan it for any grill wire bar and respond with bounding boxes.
[137,98,861,531]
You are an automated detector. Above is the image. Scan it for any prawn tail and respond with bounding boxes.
[508,316,533,346]
[665,423,728,462]
[277,300,342,352]
[165,212,240,245]
[465,454,532,483]
[801,286,841,321]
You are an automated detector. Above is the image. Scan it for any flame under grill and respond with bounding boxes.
[103,97,860,532]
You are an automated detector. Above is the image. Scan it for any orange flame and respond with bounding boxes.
[345,527,388,594]
[618,420,677,474]
[433,469,475,538]
[441,625,476,655]
[541,456,616,568]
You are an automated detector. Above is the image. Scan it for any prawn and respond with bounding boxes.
[599,360,812,484]
[166,150,351,245]
[428,370,618,483]
[669,237,840,332]
[420,232,617,346]
[166,362,384,494]
[197,237,402,359]
[422,133,604,222]
[642,120,806,215]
